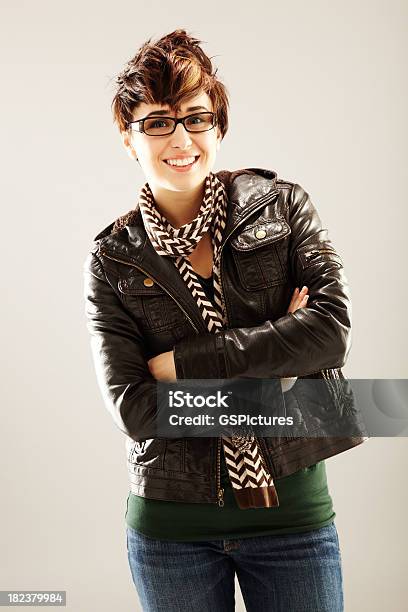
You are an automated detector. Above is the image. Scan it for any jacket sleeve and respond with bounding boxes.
[173,183,352,379]
[83,250,159,443]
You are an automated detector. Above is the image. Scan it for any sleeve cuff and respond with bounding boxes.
[173,333,227,379]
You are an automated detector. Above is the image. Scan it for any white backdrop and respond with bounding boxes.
[1,1,407,610]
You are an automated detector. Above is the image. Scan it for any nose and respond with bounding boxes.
[169,122,193,149]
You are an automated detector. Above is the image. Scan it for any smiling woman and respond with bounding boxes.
[82,27,362,612]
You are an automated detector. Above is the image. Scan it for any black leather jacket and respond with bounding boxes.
[83,168,366,506]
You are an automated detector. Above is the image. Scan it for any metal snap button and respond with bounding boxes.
[255,229,267,239]
[143,278,154,287]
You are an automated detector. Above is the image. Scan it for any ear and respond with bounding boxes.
[217,124,223,150]
[121,130,138,161]
[215,126,222,151]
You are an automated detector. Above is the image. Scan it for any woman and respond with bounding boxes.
[84,29,366,611]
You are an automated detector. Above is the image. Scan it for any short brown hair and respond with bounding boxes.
[111,29,230,140]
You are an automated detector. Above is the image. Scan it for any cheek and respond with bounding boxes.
[200,141,217,161]
[135,139,159,161]
[197,132,216,150]
[150,146,163,163]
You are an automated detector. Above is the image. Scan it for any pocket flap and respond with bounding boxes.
[118,275,164,295]
[230,217,291,251]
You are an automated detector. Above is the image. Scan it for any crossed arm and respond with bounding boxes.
[147,287,310,381]
[84,183,351,443]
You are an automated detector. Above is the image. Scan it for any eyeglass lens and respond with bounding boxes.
[143,113,214,135]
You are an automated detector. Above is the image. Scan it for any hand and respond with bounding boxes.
[147,350,177,382]
[287,286,309,314]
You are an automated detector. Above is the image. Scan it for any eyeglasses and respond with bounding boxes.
[127,112,217,136]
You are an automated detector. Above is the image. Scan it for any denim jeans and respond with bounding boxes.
[126,522,344,611]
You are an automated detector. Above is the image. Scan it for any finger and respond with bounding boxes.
[287,286,309,313]
[287,287,299,311]
[291,292,310,313]
[293,287,309,309]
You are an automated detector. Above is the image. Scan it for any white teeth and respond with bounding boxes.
[165,156,196,167]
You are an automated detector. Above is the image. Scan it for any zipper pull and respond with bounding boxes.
[217,488,225,507]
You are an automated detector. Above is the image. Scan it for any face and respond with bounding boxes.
[121,91,221,193]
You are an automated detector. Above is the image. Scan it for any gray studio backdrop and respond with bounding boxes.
[1,1,407,610]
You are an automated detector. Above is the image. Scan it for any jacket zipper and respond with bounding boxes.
[216,437,224,507]
[213,190,279,506]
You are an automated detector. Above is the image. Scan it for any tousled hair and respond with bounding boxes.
[111,29,230,139]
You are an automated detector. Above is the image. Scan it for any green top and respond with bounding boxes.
[125,272,335,541]
[125,451,335,541]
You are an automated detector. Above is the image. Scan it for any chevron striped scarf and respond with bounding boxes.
[138,171,279,509]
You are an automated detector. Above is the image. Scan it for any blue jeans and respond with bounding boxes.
[126,522,344,611]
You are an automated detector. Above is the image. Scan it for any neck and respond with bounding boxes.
[148,180,206,229]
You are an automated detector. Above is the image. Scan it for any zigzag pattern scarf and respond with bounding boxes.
[138,171,279,509]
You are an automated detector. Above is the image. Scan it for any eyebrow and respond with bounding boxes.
[143,105,209,119]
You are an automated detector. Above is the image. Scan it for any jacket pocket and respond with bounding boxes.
[230,218,291,290]
[118,274,187,332]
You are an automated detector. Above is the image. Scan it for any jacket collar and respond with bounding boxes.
[95,168,279,332]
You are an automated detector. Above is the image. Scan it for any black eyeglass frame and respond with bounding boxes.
[127,111,217,136]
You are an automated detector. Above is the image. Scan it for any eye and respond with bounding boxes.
[185,114,205,125]
[147,118,171,129]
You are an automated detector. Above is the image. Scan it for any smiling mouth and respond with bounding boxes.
[163,155,200,169]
